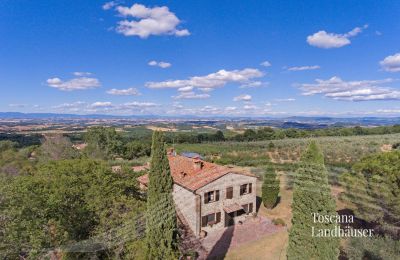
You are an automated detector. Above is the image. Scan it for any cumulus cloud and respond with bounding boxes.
[380,53,400,72]
[146,68,264,91]
[53,101,86,109]
[148,60,171,68]
[106,88,141,96]
[298,76,400,101]
[8,103,27,108]
[113,3,190,38]
[307,25,368,49]
[260,61,271,67]
[102,1,117,10]
[173,91,210,100]
[275,98,296,102]
[73,72,92,76]
[177,86,193,92]
[287,65,320,71]
[240,81,268,88]
[47,73,100,91]
[90,101,113,108]
[233,94,252,102]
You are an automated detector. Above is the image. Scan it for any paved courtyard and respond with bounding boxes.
[199,216,283,259]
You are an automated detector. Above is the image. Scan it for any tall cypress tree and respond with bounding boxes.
[262,165,280,208]
[145,131,178,259]
[287,141,339,259]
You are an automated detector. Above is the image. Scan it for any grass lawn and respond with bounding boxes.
[225,230,288,260]
[223,172,292,259]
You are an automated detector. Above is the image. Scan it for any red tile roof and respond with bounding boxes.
[137,155,256,191]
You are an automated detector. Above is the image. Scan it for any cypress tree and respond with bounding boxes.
[145,131,178,259]
[287,141,339,259]
[262,166,280,208]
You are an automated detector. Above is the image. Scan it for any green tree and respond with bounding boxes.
[262,166,280,208]
[340,150,400,232]
[287,141,339,260]
[124,140,151,159]
[145,131,178,259]
[38,134,80,162]
[84,126,122,159]
[0,159,145,259]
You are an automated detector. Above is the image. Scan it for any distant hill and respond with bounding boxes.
[0,112,400,128]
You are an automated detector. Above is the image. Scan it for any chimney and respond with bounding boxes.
[193,159,203,171]
[167,148,176,156]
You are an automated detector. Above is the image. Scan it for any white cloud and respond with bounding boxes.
[106,88,141,96]
[225,106,237,111]
[380,53,400,72]
[275,98,296,102]
[53,101,86,109]
[298,76,400,101]
[233,94,252,102]
[376,109,400,114]
[243,104,257,110]
[240,81,268,88]
[114,3,190,38]
[120,101,158,108]
[287,65,320,71]
[73,71,92,76]
[90,101,113,108]
[260,61,271,67]
[102,1,117,10]
[173,91,210,99]
[148,60,171,68]
[47,74,100,91]
[307,25,368,49]
[177,86,193,92]
[199,88,214,92]
[146,68,264,91]
[8,103,27,108]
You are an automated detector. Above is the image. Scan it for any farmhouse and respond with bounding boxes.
[137,150,257,237]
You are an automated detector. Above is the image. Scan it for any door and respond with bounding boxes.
[225,212,235,227]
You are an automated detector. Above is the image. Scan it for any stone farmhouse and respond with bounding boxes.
[137,150,257,237]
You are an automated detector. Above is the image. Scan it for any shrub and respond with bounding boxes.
[272,218,286,226]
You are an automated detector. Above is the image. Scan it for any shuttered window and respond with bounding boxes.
[216,212,221,223]
[226,186,233,199]
[240,183,253,196]
[202,212,221,227]
[201,216,208,227]
[249,203,253,213]
[204,190,220,204]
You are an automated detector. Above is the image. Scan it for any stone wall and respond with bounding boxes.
[196,173,257,234]
[173,184,198,235]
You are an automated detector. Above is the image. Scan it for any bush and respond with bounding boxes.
[272,218,286,226]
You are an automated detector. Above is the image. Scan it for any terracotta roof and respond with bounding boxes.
[137,155,256,191]
[224,203,244,213]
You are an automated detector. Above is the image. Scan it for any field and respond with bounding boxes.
[175,133,400,167]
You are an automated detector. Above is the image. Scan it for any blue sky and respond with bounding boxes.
[1,0,400,117]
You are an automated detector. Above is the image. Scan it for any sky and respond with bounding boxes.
[1,0,400,117]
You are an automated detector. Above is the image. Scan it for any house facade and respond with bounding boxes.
[137,151,257,237]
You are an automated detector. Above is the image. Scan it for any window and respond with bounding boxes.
[204,190,220,204]
[226,187,233,199]
[242,203,253,214]
[240,183,252,195]
[201,212,221,227]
